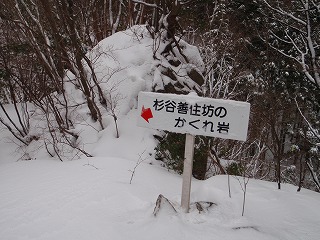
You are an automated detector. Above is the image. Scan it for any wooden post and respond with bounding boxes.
[181,133,195,213]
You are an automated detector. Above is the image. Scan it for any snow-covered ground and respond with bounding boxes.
[1,108,320,240]
[1,25,320,240]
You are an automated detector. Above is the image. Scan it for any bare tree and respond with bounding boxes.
[0,0,104,159]
[261,0,320,190]
[262,0,319,89]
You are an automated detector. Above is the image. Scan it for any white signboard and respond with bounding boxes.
[137,92,250,141]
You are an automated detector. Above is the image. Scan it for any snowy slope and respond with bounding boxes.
[1,25,320,240]
[1,153,320,240]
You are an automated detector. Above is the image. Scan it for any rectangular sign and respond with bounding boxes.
[137,92,250,141]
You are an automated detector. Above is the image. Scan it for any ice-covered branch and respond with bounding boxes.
[262,0,306,25]
[131,0,163,11]
[294,98,320,142]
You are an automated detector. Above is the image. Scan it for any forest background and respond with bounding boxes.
[0,0,319,192]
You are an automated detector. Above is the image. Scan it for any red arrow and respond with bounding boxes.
[141,106,153,123]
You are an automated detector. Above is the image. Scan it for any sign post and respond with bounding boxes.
[137,92,250,212]
[181,133,195,212]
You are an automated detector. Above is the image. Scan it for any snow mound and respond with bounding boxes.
[71,25,205,159]
[85,25,205,116]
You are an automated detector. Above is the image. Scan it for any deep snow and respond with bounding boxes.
[1,25,320,240]
[1,147,320,240]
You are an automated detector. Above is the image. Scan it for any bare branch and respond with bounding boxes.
[262,0,306,25]
[294,97,320,142]
[131,0,163,11]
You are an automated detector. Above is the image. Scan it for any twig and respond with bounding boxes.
[129,150,149,184]
[83,162,99,170]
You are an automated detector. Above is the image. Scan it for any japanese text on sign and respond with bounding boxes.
[137,92,250,141]
[153,99,229,134]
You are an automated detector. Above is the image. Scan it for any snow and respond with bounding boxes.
[1,25,320,240]
[1,150,320,240]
